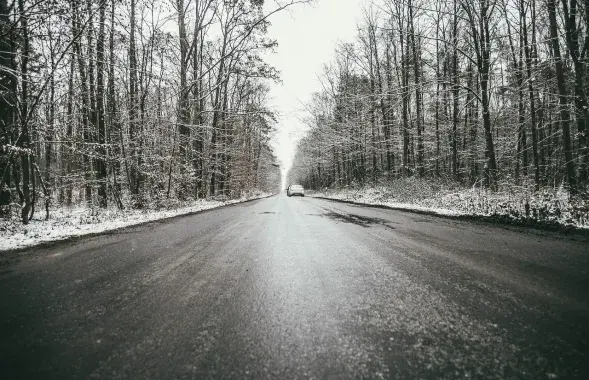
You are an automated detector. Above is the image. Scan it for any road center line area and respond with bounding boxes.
[1,195,588,379]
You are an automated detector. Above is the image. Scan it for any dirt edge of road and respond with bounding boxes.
[310,196,589,241]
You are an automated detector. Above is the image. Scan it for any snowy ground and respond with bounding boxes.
[310,179,589,230]
[0,193,272,252]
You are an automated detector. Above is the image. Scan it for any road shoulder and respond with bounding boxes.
[309,195,589,241]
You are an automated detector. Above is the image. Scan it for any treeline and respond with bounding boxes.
[0,0,285,224]
[289,0,588,196]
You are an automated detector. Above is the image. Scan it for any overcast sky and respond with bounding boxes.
[263,0,364,180]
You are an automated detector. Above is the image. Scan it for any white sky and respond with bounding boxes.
[263,0,364,180]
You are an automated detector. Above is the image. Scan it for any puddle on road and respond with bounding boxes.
[412,218,433,223]
[322,212,396,229]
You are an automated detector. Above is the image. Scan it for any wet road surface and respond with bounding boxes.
[1,195,588,379]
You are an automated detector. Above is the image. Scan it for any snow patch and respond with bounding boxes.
[309,179,589,230]
[0,193,272,252]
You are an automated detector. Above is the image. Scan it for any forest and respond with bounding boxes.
[287,0,589,224]
[0,0,286,225]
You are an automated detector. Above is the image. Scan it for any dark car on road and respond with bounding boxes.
[287,184,305,197]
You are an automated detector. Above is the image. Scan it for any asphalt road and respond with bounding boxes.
[1,195,588,379]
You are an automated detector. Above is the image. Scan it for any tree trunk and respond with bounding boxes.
[409,0,424,176]
[176,0,191,199]
[520,0,540,189]
[96,0,107,207]
[452,0,460,180]
[128,0,141,199]
[18,0,32,224]
[547,0,577,191]
[465,0,498,189]
[561,0,588,187]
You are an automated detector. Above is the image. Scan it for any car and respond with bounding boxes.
[287,184,305,197]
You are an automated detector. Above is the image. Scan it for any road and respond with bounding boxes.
[1,195,588,379]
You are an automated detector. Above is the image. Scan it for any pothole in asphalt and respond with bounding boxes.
[259,212,279,214]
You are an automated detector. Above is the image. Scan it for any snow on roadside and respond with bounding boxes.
[0,193,272,252]
[311,188,464,216]
[310,181,589,230]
